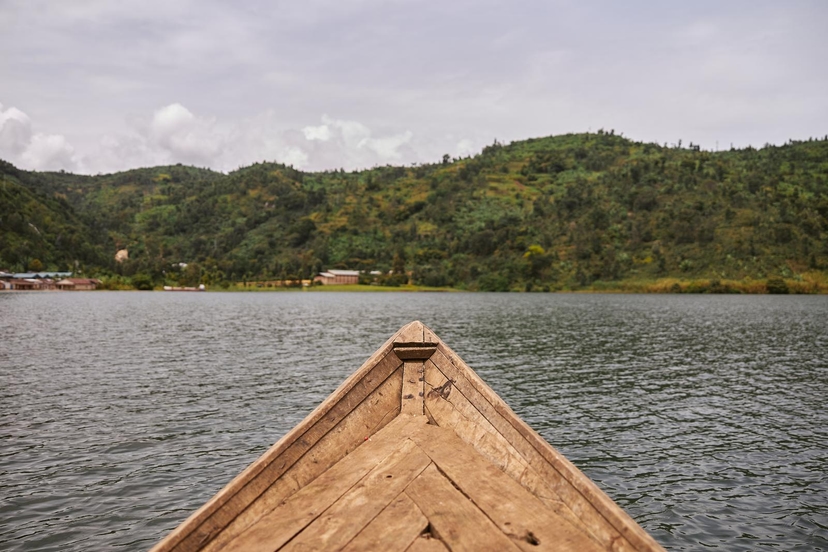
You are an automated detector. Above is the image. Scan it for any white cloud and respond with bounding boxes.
[363,130,413,160]
[149,103,224,165]
[280,146,309,168]
[0,101,454,174]
[327,117,371,147]
[151,103,195,137]
[299,115,414,166]
[302,124,332,141]
[87,107,420,174]
[0,102,80,171]
[0,103,33,156]
[455,138,476,157]
[21,133,78,171]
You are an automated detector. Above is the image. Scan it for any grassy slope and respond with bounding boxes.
[2,133,827,292]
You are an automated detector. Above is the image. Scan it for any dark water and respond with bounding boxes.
[1,292,826,551]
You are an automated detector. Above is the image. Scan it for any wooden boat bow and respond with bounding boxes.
[151,321,664,552]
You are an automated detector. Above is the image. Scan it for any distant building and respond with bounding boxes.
[313,269,360,285]
[56,278,100,291]
[10,279,43,290]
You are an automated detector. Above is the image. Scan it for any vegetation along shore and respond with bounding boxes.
[2,131,827,293]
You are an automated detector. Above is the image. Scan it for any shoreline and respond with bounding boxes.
[5,276,827,294]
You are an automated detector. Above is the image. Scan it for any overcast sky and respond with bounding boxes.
[1,0,826,174]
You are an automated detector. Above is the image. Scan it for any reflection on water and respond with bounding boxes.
[1,292,826,551]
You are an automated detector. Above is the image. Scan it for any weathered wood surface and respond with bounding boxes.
[406,537,449,552]
[409,423,601,552]
[429,341,663,552]
[400,361,424,415]
[152,321,664,552]
[422,360,593,536]
[201,366,403,552]
[224,416,427,552]
[340,493,427,552]
[281,438,431,551]
[406,463,522,552]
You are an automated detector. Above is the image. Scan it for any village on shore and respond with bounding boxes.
[0,271,100,291]
[0,269,367,292]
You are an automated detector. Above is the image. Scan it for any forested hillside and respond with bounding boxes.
[2,132,827,291]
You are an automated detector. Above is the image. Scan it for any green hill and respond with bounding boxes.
[2,132,827,291]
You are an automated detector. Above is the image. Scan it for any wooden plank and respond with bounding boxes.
[394,321,425,344]
[423,362,591,535]
[431,345,663,552]
[283,440,431,551]
[410,423,602,552]
[394,345,437,360]
[429,347,625,550]
[202,365,405,552]
[424,362,591,530]
[341,493,428,552]
[225,416,427,552]
[401,361,424,415]
[422,323,438,344]
[405,464,522,552]
[406,536,449,552]
[155,349,404,552]
[424,362,532,476]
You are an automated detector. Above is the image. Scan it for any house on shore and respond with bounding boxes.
[0,272,103,291]
[313,269,360,285]
[1,272,72,290]
[56,278,100,291]
[9,279,44,290]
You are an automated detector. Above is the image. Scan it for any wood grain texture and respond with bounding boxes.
[410,423,602,552]
[406,536,450,552]
[431,344,664,552]
[202,365,404,552]
[401,361,424,415]
[406,464,522,552]
[423,361,592,535]
[225,416,427,552]
[341,493,428,552]
[151,322,427,552]
[283,440,431,551]
[394,321,425,344]
[151,322,664,552]
[422,323,438,344]
[429,346,625,550]
[153,348,405,552]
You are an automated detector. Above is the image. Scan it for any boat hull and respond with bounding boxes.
[151,321,664,552]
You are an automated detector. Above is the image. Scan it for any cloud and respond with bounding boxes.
[84,106,420,174]
[280,146,309,168]
[0,102,80,171]
[0,103,33,156]
[300,115,414,166]
[21,133,77,171]
[2,0,827,177]
[364,130,413,160]
[148,103,224,165]
[455,139,475,157]
[303,123,332,142]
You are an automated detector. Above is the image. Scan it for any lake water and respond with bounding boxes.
[1,291,826,551]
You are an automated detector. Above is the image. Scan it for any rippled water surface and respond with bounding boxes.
[1,291,827,551]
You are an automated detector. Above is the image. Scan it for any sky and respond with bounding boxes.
[1,0,826,174]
